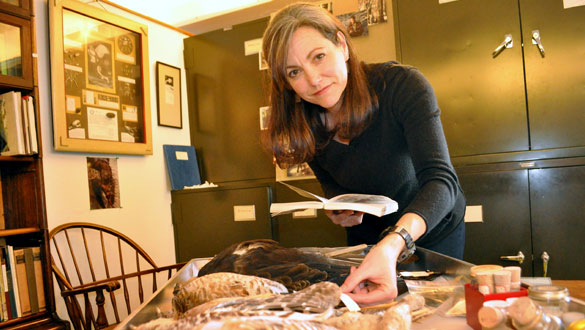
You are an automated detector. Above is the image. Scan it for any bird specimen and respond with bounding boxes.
[136,282,424,330]
[197,239,353,291]
[172,272,288,314]
[136,280,423,330]
[137,282,341,329]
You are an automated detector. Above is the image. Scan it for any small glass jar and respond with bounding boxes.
[528,285,569,318]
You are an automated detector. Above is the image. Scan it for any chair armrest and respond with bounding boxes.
[159,261,187,272]
[61,281,121,298]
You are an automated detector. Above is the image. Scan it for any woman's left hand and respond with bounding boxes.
[340,240,400,306]
[324,210,364,227]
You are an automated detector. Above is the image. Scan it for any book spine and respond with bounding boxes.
[0,174,4,230]
[32,247,45,311]
[0,246,5,321]
[6,245,19,318]
[1,246,12,320]
[23,248,38,314]
[20,98,30,155]
[14,248,30,317]
[26,96,38,154]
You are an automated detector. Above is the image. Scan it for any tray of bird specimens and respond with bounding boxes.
[116,244,475,329]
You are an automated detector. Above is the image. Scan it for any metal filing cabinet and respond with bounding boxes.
[457,159,585,279]
[393,0,585,159]
[171,182,275,261]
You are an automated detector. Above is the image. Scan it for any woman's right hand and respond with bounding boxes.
[324,210,364,227]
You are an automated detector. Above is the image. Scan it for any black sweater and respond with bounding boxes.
[308,62,466,247]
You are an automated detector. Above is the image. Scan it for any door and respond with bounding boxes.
[529,165,585,279]
[183,18,274,183]
[458,167,533,275]
[520,1,585,150]
[394,0,529,157]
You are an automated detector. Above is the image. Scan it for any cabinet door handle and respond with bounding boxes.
[492,34,513,58]
[532,30,546,58]
[500,251,525,264]
[542,251,550,277]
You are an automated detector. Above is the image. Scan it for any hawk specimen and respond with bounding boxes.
[197,239,353,291]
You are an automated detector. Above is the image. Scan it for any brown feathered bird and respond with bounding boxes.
[197,239,352,291]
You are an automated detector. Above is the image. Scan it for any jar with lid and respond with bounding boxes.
[508,296,562,330]
[528,285,569,318]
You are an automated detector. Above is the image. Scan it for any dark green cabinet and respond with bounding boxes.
[458,160,585,279]
[529,165,585,279]
[394,0,585,160]
[273,180,346,248]
[395,0,585,279]
[183,18,274,184]
[171,183,274,261]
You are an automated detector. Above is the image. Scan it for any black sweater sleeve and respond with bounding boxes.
[389,66,462,236]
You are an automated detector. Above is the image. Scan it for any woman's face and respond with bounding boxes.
[285,26,349,113]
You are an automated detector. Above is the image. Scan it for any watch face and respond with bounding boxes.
[118,35,133,55]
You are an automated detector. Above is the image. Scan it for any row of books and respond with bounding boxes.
[0,91,39,156]
[0,242,46,322]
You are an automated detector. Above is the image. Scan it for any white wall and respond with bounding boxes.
[34,0,191,322]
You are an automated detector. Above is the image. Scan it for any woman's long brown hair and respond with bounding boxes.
[262,3,377,168]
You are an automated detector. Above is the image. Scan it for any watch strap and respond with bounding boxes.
[379,225,416,263]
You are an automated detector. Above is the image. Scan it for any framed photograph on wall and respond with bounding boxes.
[156,62,182,128]
[49,0,153,155]
[275,163,316,182]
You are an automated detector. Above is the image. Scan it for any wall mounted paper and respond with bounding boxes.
[163,145,202,190]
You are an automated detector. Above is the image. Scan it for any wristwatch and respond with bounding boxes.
[379,225,416,263]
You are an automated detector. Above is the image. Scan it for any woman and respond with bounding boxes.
[261,3,466,306]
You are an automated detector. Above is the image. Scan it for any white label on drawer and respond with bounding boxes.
[439,0,458,4]
[564,0,585,9]
[293,208,317,218]
[234,205,256,221]
[465,205,483,223]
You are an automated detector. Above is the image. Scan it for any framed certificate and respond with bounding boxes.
[49,0,152,155]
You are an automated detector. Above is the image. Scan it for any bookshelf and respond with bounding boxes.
[0,0,67,328]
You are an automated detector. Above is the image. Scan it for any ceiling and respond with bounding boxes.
[106,0,271,28]
[105,0,325,35]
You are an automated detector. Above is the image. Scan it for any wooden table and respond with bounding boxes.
[553,280,585,301]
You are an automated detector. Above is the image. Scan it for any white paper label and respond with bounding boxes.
[234,205,256,221]
[64,64,83,72]
[116,53,135,63]
[175,151,189,160]
[564,0,585,9]
[118,76,136,84]
[244,38,262,56]
[464,205,483,223]
[439,0,458,3]
[87,107,119,141]
[122,105,138,122]
[66,96,76,112]
[85,90,94,105]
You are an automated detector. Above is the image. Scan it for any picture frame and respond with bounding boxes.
[156,62,182,128]
[275,163,316,182]
[49,0,153,155]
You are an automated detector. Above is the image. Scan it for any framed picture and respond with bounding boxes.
[156,62,182,128]
[49,0,153,155]
[275,163,316,182]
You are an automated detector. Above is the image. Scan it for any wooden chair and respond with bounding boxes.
[49,222,186,330]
